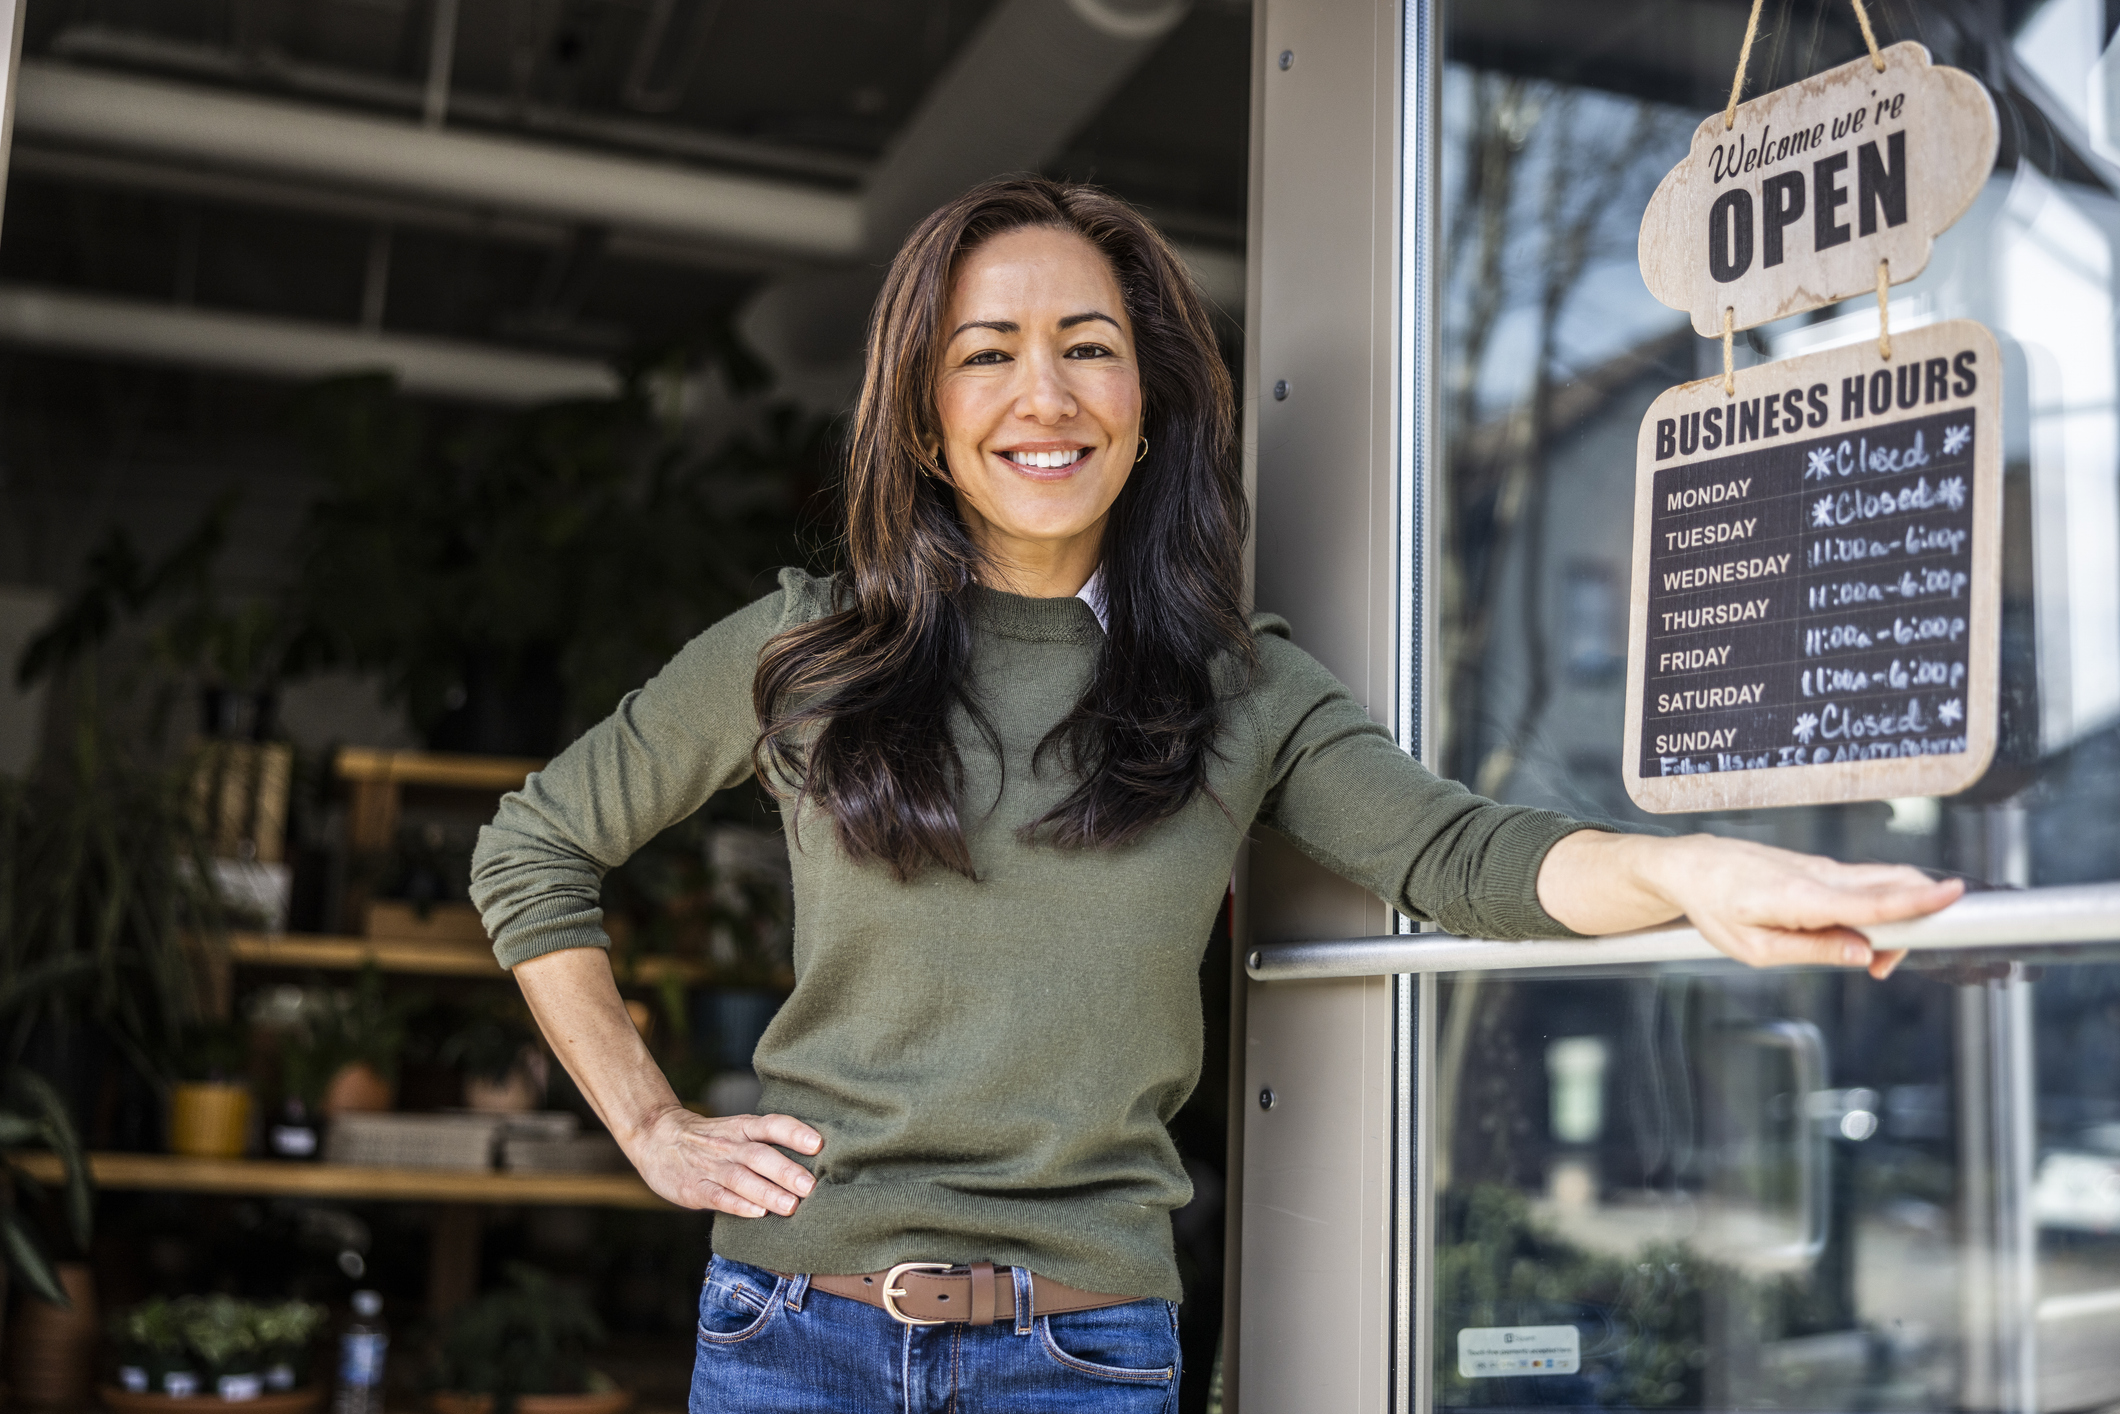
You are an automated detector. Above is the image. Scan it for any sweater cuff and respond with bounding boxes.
[489,896,612,971]
[1478,811,1614,941]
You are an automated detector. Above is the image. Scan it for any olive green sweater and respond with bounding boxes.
[470,568,1587,1299]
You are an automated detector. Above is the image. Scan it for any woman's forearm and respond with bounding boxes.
[511,947,682,1145]
[1534,831,1682,936]
[510,946,823,1218]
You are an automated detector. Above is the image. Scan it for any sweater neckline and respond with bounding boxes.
[965,584,1105,644]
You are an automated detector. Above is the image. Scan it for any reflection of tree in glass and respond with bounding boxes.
[1439,77,1678,794]
[1436,1184,1722,1409]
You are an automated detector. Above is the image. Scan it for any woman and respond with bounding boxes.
[470,177,1959,1410]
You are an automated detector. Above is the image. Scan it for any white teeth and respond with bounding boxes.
[1011,449,1081,469]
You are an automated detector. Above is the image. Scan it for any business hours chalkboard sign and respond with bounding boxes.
[1623,321,2001,812]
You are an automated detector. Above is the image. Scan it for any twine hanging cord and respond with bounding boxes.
[1725,0,1887,131]
[1723,308,1736,395]
[1716,0,1892,385]
[1876,259,1891,359]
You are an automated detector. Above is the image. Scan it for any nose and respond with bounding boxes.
[1012,350,1077,424]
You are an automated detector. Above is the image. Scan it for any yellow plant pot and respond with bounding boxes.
[169,1083,253,1158]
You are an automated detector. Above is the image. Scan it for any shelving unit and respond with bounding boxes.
[12,1152,671,1315]
[9,1152,666,1209]
[102,747,729,1317]
[227,932,708,985]
[14,1153,669,1314]
[335,748,545,857]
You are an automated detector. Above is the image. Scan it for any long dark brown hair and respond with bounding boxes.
[753,177,1251,880]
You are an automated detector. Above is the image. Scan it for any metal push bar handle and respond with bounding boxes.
[1245,880,2120,981]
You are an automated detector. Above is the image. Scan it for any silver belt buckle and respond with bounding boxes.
[881,1261,955,1326]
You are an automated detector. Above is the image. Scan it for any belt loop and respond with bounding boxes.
[1011,1265,1034,1336]
[969,1262,996,1327]
[784,1273,810,1312]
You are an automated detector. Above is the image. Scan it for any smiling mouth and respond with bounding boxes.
[1001,448,1092,470]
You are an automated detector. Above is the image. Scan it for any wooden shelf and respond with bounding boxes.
[9,1152,668,1209]
[333,748,543,791]
[226,932,709,985]
[230,931,504,977]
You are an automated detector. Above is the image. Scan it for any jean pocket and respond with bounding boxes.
[1037,1302,1179,1383]
[697,1258,783,1345]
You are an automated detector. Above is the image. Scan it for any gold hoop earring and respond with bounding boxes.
[1135,436,1149,464]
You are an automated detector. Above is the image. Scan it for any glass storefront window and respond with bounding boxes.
[1429,2,2120,1409]
[1431,951,2120,1412]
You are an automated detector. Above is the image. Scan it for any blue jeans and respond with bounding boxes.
[690,1255,1182,1413]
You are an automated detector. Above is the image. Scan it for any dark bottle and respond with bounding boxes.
[334,1290,387,1414]
[268,1099,321,1160]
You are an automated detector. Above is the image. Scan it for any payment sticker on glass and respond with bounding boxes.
[1458,1325,1582,1378]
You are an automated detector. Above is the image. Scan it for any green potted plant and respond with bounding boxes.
[0,1068,92,1302]
[0,723,225,1127]
[178,1294,266,1400]
[109,1297,193,1396]
[168,1020,253,1158]
[428,1264,628,1414]
[252,1299,328,1392]
[308,966,424,1115]
[106,1295,328,1408]
[0,1067,97,1407]
[268,1021,334,1160]
[439,997,546,1113]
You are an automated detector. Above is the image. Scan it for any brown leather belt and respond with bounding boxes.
[797,1261,1136,1327]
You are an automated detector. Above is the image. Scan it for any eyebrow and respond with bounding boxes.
[947,311,1122,341]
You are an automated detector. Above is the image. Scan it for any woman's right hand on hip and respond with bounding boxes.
[628,1105,822,1218]
[509,948,823,1218]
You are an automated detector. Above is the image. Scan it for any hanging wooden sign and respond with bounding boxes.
[1622,320,2001,813]
[1639,41,1998,336]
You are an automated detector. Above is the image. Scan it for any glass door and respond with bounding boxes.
[1422,1,2120,1410]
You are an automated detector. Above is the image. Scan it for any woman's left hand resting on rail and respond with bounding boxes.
[1537,831,1964,979]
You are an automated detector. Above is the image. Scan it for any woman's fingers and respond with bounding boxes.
[1788,870,1962,928]
[697,1178,768,1220]
[706,1147,805,1216]
[1708,921,1875,970]
[1688,844,1964,973]
[742,1111,825,1157]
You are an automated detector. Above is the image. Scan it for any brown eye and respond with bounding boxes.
[1065,343,1113,359]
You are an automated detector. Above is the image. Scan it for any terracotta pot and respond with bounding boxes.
[322,1062,395,1116]
[429,1391,630,1414]
[8,1261,97,1407]
[168,1083,253,1159]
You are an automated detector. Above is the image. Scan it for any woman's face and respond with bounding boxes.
[934,225,1143,592]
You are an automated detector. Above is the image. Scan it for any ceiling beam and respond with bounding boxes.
[12,54,1243,297]
[7,145,796,276]
[0,284,622,404]
[45,24,870,185]
[13,61,865,261]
